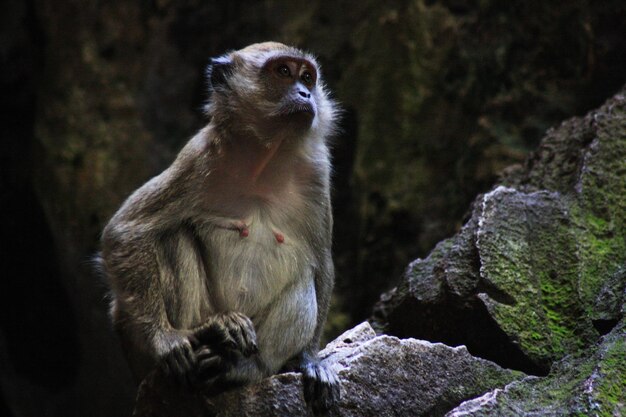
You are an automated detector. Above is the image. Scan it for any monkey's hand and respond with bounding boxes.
[189,312,258,391]
[190,344,231,394]
[300,355,340,415]
[158,331,196,387]
[191,312,259,358]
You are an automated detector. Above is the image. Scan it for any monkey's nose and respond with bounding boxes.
[298,90,311,99]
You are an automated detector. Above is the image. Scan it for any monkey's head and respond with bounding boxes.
[205,42,337,143]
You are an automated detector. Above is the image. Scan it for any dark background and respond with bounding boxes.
[1,1,625,415]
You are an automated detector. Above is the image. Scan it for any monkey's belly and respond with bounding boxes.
[254,276,318,374]
[203,217,318,372]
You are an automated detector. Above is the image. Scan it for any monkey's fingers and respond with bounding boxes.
[194,312,258,357]
[163,345,195,375]
[188,333,201,349]
[223,312,258,357]
[201,320,241,353]
[196,351,225,377]
[194,347,238,395]
[192,320,229,348]
[161,340,197,387]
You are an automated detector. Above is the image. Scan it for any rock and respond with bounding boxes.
[592,267,626,331]
[447,318,626,416]
[8,1,626,416]
[134,323,522,417]
[322,1,626,324]
[476,186,597,371]
[372,87,626,376]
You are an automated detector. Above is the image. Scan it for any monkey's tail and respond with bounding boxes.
[88,252,117,317]
[90,251,107,281]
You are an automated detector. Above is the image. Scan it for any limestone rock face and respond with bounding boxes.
[5,1,626,415]
[134,323,522,417]
[447,319,626,416]
[372,87,626,413]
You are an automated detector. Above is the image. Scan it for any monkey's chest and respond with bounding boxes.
[203,211,315,316]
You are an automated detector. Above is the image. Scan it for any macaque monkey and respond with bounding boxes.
[99,42,340,412]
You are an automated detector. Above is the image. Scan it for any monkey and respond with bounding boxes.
[98,42,340,413]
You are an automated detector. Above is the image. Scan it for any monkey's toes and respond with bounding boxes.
[302,361,340,415]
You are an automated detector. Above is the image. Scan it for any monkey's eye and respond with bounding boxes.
[277,64,291,77]
[301,71,314,85]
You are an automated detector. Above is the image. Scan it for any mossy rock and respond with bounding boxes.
[373,87,626,374]
[447,319,626,416]
[476,186,595,369]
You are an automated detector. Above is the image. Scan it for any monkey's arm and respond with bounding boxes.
[101,155,204,383]
[102,205,196,383]
[102,145,258,386]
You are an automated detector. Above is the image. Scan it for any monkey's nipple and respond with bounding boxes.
[274,231,285,244]
[240,227,249,238]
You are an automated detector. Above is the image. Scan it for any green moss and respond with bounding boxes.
[531,332,544,341]
[539,277,582,355]
[594,336,626,411]
[478,189,595,368]
[585,214,609,234]
[462,323,625,415]
[571,99,626,320]
[571,205,626,318]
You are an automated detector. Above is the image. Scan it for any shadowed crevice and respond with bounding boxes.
[384,295,548,376]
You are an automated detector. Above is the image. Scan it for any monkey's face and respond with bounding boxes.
[261,56,318,129]
[242,53,322,141]
[206,43,335,143]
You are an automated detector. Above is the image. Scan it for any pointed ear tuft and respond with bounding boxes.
[206,55,233,93]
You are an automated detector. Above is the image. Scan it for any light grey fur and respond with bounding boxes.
[99,42,339,397]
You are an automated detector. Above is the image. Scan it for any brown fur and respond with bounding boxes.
[99,42,340,412]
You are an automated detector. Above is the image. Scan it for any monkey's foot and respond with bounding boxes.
[191,312,259,358]
[301,360,341,415]
[215,219,249,238]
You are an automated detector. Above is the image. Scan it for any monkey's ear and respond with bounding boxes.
[206,56,233,93]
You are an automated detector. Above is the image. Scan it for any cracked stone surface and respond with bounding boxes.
[371,87,626,413]
[134,323,522,417]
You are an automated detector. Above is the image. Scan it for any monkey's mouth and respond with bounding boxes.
[278,102,315,118]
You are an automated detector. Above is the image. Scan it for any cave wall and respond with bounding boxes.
[2,1,626,416]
